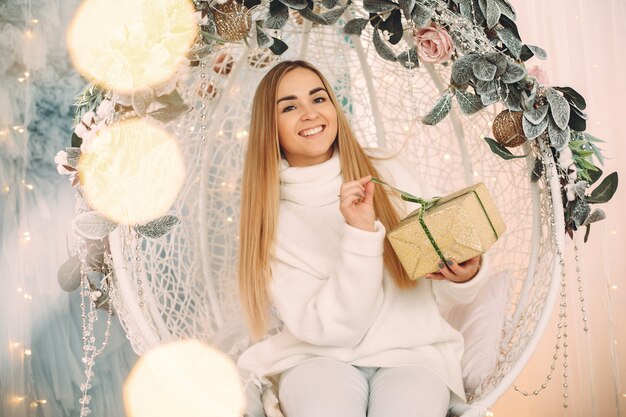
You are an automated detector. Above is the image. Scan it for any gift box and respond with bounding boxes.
[385,182,506,279]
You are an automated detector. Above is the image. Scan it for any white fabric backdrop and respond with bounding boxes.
[493,1,626,416]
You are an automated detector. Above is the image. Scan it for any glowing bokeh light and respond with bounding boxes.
[79,119,185,225]
[66,0,198,92]
[124,340,245,417]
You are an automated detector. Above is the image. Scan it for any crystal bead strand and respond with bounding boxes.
[199,59,207,144]
[512,136,570,408]
[573,240,589,332]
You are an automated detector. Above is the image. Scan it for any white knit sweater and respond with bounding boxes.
[238,149,490,405]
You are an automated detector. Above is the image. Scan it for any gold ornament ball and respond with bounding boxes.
[212,53,234,75]
[213,1,251,42]
[492,110,527,148]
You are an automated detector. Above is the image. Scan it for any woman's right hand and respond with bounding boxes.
[339,175,376,232]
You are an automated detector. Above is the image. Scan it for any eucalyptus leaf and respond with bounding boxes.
[571,199,590,227]
[156,89,185,108]
[422,91,453,125]
[494,0,515,20]
[58,255,82,292]
[501,61,526,83]
[475,80,497,94]
[364,0,399,13]
[495,27,522,59]
[148,103,189,123]
[583,132,605,143]
[480,89,500,106]
[278,0,308,9]
[256,24,273,48]
[134,215,181,239]
[574,180,589,199]
[484,52,507,76]
[586,165,603,185]
[546,88,570,130]
[269,37,289,55]
[530,157,543,182]
[299,4,347,25]
[484,137,527,160]
[568,106,587,131]
[398,0,415,20]
[505,94,522,111]
[586,172,618,204]
[526,44,547,60]
[523,104,549,125]
[343,18,370,35]
[266,0,289,29]
[372,28,397,62]
[472,57,497,81]
[582,208,606,226]
[131,87,155,117]
[555,86,586,110]
[397,48,419,69]
[522,113,548,139]
[451,54,479,85]
[485,0,500,28]
[455,89,484,114]
[412,3,434,27]
[547,118,570,151]
[73,211,118,240]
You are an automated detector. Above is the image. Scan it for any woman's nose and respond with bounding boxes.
[300,104,319,120]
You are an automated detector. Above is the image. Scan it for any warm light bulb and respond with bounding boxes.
[25,184,34,190]
[32,19,39,24]
[226,217,233,222]
[24,349,32,356]
[612,285,619,290]
[443,154,451,160]
[66,0,198,92]
[79,119,185,225]
[124,340,245,417]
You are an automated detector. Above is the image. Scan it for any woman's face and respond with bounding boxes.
[275,67,338,167]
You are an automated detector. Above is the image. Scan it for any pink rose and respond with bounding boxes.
[527,65,549,84]
[413,24,454,64]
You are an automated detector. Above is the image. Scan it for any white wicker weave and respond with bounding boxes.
[107,20,563,417]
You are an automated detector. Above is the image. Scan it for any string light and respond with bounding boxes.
[3,186,9,193]
[227,217,233,222]
[17,287,22,293]
[22,232,31,243]
[473,171,479,177]
[443,153,451,160]
[611,285,619,290]
[31,19,39,24]
[25,183,34,190]
[24,349,32,356]
[23,294,33,300]
[610,230,617,235]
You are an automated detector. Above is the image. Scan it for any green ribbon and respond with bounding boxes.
[371,178,499,265]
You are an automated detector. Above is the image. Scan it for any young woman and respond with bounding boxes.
[237,60,487,417]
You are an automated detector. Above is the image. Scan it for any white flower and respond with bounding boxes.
[80,130,98,153]
[75,123,89,138]
[81,110,96,126]
[54,150,68,166]
[96,99,115,121]
[55,150,72,175]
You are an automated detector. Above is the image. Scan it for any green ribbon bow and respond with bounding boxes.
[371,178,499,266]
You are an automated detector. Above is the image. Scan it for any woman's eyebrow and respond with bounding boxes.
[276,87,328,104]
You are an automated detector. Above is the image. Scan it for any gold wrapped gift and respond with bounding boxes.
[385,182,506,280]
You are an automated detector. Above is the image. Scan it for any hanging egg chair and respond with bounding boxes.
[68,1,613,416]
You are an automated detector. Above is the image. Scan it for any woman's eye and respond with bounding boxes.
[282,105,296,113]
[313,96,326,103]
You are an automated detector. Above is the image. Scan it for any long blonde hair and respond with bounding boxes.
[239,60,413,340]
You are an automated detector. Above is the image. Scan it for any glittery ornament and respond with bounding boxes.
[212,53,234,75]
[387,183,506,279]
[492,110,527,148]
[246,48,278,69]
[212,1,252,42]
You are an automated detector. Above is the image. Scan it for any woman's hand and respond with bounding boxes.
[425,256,482,283]
[339,175,376,232]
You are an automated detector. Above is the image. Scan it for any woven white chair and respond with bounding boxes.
[106,21,564,417]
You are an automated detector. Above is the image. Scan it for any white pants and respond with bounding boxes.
[278,357,450,417]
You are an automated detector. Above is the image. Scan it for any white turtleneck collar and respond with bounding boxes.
[280,149,342,207]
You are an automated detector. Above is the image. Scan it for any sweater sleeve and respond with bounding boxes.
[269,221,386,347]
[431,253,491,307]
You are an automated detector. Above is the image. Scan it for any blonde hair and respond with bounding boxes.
[238,60,414,340]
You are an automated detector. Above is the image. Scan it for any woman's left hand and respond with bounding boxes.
[424,256,481,283]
